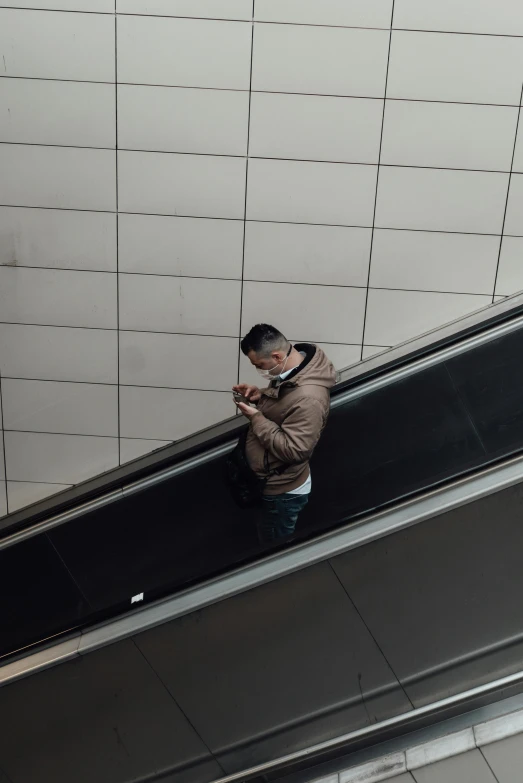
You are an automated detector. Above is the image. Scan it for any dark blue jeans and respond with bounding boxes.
[258,493,309,543]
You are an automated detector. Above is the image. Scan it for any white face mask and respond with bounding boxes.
[256,347,291,380]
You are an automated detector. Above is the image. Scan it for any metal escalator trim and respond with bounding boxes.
[403,626,523,688]
[75,453,523,656]
[0,444,233,553]
[3,307,523,552]
[0,489,124,552]
[332,310,523,408]
[205,666,523,783]
[121,443,234,497]
[3,452,523,687]
[337,290,523,387]
[0,638,80,688]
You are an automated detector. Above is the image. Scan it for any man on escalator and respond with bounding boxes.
[232,323,336,543]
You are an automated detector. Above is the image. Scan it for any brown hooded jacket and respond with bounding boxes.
[245,343,337,495]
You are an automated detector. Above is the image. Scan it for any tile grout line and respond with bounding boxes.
[114,2,121,466]
[5,7,523,38]
[492,80,523,303]
[360,0,395,361]
[2,138,523,177]
[1,431,171,443]
[0,322,391,345]
[131,640,228,777]
[477,746,502,783]
[1,205,523,238]
[2,74,523,108]
[0,373,8,514]
[236,0,255,385]
[0,265,504,297]
[328,561,415,710]
[7,479,73,486]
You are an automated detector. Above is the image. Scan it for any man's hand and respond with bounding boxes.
[236,401,261,419]
[232,383,261,402]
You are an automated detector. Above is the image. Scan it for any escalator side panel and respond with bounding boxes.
[47,459,261,613]
[46,364,485,624]
[2,486,523,783]
[0,639,222,783]
[3,327,522,663]
[132,561,412,773]
[445,328,523,457]
[0,535,91,659]
[331,482,523,707]
[304,363,486,528]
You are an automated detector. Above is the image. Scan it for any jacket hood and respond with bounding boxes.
[279,343,337,390]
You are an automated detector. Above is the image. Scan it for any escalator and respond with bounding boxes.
[2,295,523,783]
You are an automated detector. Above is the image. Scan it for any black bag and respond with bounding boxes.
[225,430,288,509]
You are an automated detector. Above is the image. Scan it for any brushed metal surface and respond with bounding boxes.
[133,562,412,773]
[332,483,523,707]
[0,639,222,783]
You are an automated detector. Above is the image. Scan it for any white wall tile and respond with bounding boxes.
[244,222,371,286]
[237,351,263,387]
[315,343,360,370]
[117,15,252,89]
[120,332,238,390]
[394,0,523,37]
[1,2,112,9]
[0,8,115,81]
[0,79,115,149]
[503,174,523,236]
[0,145,116,211]
[2,379,118,436]
[118,214,243,279]
[496,237,523,296]
[249,93,382,164]
[7,481,71,513]
[512,124,523,173]
[0,267,117,329]
[120,386,233,440]
[118,151,246,219]
[375,167,508,234]
[362,345,390,359]
[116,0,252,19]
[247,159,377,226]
[255,0,392,28]
[387,31,523,105]
[241,281,366,344]
[119,274,241,336]
[370,229,499,294]
[0,324,118,384]
[381,101,518,172]
[252,23,389,97]
[365,288,491,345]
[120,438,171,465]
[118,86,249,156]
[0,482,6,518]
[0,434,4,477]
[0,207,117,272]
[4,430,119,483]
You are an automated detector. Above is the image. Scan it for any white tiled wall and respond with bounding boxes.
[1,0,523,516]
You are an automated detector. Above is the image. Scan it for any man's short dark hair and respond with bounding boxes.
[241,324,289,358]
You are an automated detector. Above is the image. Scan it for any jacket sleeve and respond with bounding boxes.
[250,397,325,464]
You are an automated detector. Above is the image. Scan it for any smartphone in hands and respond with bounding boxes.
[233,391,254,406]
